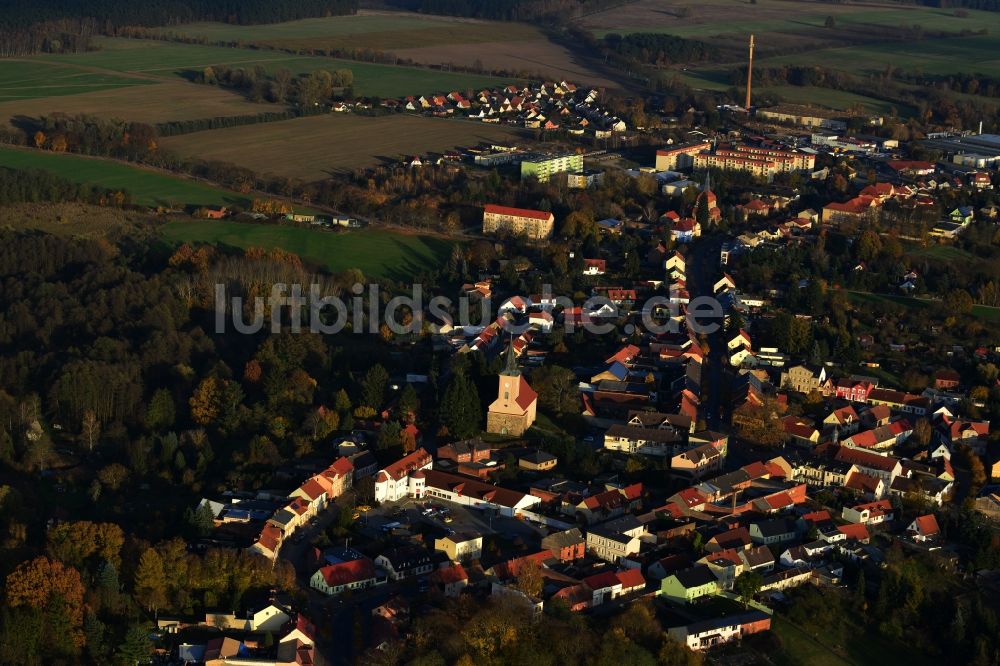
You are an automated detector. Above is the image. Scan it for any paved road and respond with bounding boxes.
[687,234,729,433]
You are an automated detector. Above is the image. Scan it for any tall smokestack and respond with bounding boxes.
[745,34,755,111]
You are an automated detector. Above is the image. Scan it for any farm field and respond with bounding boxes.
[34,38,517,98]
[0,60,152,101]
[847,289,1000,323]
[673,68,906,115]
[159,220,455,279]
[0,146,252,209]
[0,79,277,126]
[580,0,1000,110]
[393,39,621,88]
[159,113,531,179]
[154,11,541,51]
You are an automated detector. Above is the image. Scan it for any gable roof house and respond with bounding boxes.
[375,545,435,581]
[374,448,433,503]
[841,499,894,526]
[907,514,940,542]
[660,565,720,605]
[749,518,798,545]
[310,558,382,596]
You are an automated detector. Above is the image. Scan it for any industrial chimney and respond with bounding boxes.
[745,34,755,112]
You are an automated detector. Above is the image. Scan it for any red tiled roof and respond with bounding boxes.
[709,527,751,549]
[491,550,553,579]
[622,482,643,501]
[299,478,329,501]
[835,447,899,472]
[382,448,431,481]
[845,471,882,494]
[802,510,832,524]
[319,558,375,587]
[583,571,621,590]
[431,564,468,584]
[616,568,645,589]
[912,514,940,536]
[257,523,283,552]
[515,376,538,411]
[838,523,870,541]
[484,204,553,221]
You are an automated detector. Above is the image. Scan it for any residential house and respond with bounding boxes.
[375,545,435,581]
[518,449,558,471]
[586,515,644,564]
[374,448,433,502]
[434,532,483,562]
[842,499,893,526]
[310,558,382,596]
[582,258,607,275]
[934,369,961,390]
[749,518,797,546]
[671,440,725,479]
[436,438,492,464]
[907,514,940,542]
[660,565,720,604]
[780,364,827,394]
[604,424,685,457]
[541,527,586,561]
[668,611,772,652]
[823,405,861,435]
[429,564,469,597]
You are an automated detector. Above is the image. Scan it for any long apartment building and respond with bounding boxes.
[655,142,711,171]
[482,204,555,240]
[693,144,814,180]
[520,152,583,182]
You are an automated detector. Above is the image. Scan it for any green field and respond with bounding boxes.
[771,616,851,666]
[908,244,975,262]
[0,146,250,208]
[34,38,514,98]
[770,616,937,666]
[154,13,538,51]
[674,69,908,115]
[0,60,151,101]
[160,220,455,279]
[591,0,1000,113]
[847,289,1000,323]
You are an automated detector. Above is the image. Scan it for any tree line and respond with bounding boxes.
[195,64,355,106]
[0,167,129,207]
[0,0,358,56]
[604,32,718,67]
[385,0,631,23]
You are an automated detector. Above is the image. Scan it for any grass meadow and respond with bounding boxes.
[0,146,251,208]
[160,219,456,279]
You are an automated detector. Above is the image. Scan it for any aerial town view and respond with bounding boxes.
[2,0,1000,664]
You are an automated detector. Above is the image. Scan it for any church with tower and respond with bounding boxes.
[486,341,538,436]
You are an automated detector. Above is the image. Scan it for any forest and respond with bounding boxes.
[604,33,718,67]
[0,0,358,56]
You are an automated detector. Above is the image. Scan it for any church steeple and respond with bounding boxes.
[501,336,520,377]
[702,170,712,194]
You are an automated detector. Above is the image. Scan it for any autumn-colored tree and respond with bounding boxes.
[133,548,167,612]
[98,463,129,491]
[47,521,124,571]
[5,556,86,647]
[34,130,46,148]
[244,359,263,383]
[514,559,543,598]
[912,418,933,447]
[50,134,68,152]
[189,376,223,425]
